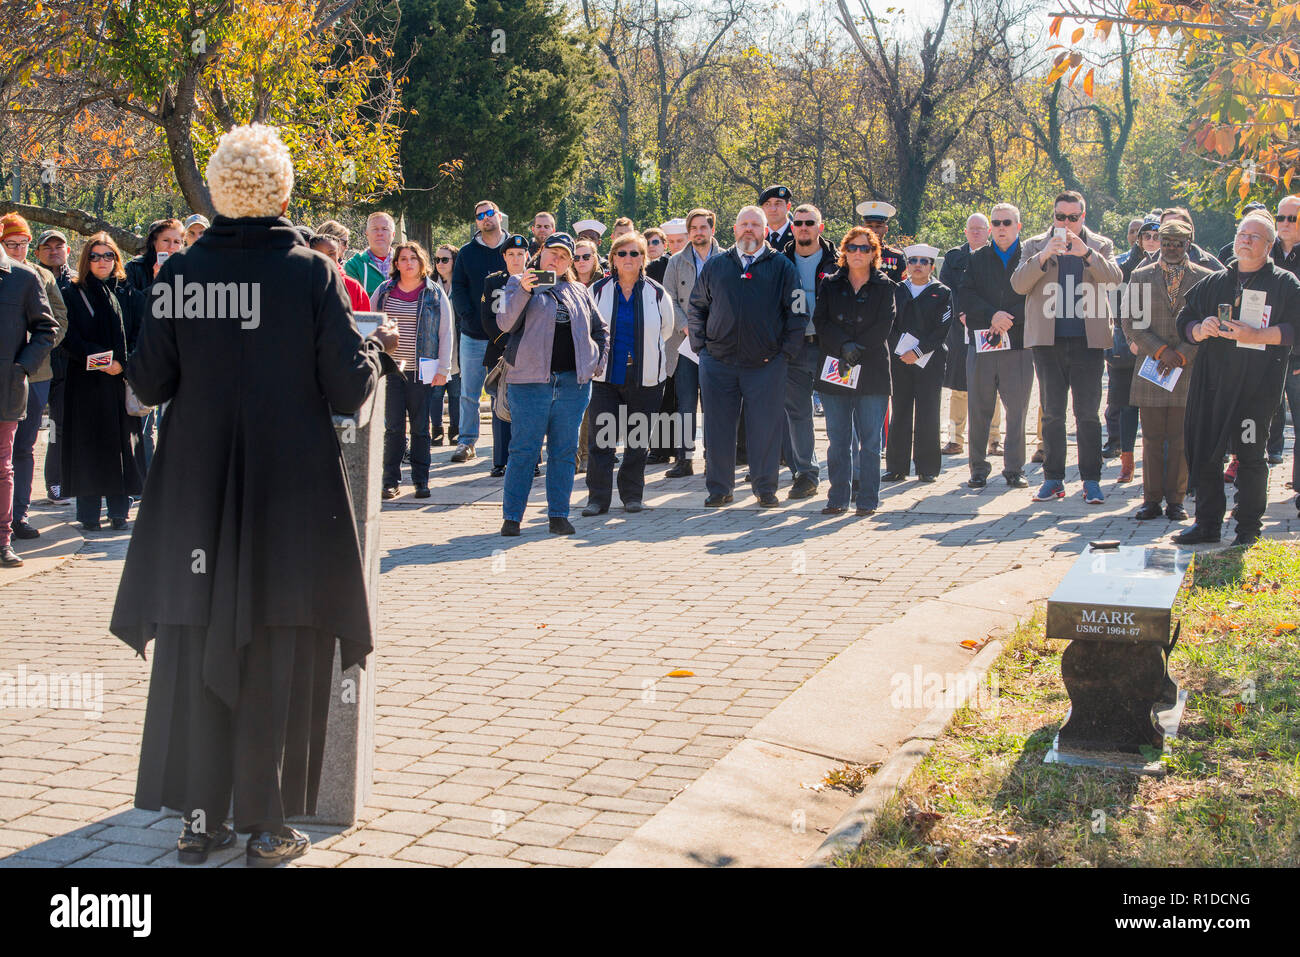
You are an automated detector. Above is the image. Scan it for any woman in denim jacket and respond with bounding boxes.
[372,241,453,498]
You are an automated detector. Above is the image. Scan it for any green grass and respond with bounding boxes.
[844,540,1300,867]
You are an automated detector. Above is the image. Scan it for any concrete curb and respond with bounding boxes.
[803,636,1009,868]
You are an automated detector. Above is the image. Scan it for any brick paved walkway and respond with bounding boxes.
[2,405,1297,867]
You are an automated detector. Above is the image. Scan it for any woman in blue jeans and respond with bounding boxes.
[812,227,896,516]
[495,233,608,536]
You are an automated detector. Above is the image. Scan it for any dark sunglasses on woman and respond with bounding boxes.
[88,251,117,262]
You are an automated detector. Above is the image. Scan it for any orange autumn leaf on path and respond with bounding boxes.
[665,669,695,677]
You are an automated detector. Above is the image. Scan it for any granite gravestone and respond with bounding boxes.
[296,386,384,825]
[1044,545,1192,769]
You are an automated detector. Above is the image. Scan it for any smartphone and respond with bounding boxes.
[156,250,170,267]
[529,269,556,288]
[1054,227,1068,243]
[1217,303,1233,326]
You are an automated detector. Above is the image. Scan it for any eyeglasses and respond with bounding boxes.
[2,240,26,251]
[792,219,818,227]
[1141,232,1160,241]
[990,219,1015,227]
[88,251,117,262]
[1054,212,1081,222]
[475,209,497,221]
[434,256,452,264]
[1277,214,1299,223]
[845,243,874,254]
[576,253,594,261]
[906,257,932,265]
[614,250,642,258]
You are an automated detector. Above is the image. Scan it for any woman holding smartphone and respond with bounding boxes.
[495,233,608,536]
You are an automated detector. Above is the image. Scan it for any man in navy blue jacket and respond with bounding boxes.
[688,206,804,507]
[450,200,508,463]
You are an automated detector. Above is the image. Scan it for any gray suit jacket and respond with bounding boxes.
[661,239,723,375]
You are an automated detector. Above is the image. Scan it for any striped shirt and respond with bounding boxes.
[383,284,422,368]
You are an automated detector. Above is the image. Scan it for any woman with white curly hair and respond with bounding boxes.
[111,123,400,867]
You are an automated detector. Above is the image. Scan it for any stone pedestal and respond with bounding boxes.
[298,386,384,825]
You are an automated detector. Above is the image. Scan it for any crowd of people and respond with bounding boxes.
[1,121,1296,867]
[1,182,1298,562]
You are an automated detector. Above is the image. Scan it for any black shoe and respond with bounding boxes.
[534,465,542,477]
[414,487,430,499]
[382,486,399,500]
[246,826,310,868]
[967,475,987,489]
[1031,449,1045,464]
[1004,473,1028,488]
[1267,452,1284,466]
[757,492,780,507]
[623,501,644,513]
[549,517,575,535]
[666,460,694,477]
[178,818,236,865]
[881,471,906,482]
[1166,503,1188,521]
[1101,443,1120,460]
[0,545,22,568]
[581,502,608,517]
[855,507,876,517]
[704,494,733,507]
[1172,524,1220,545]
[917,475,936,484]
[500,520,520,537]
[821,505,846,515]
[645,451,671,465]
[1134,502,1163,520]
[11,520,39,540]
[80,522,101,532]
[489,466,506,477]
[401,450,410,464]
[788,476,818,499]
[1230,532,1260,547]
[111,518,128,531]
[431,433,445,447]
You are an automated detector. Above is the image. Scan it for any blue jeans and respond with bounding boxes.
[77,494,130,526]
[11,379,49,524]
[457,335,489,446]
[502,372,590,521]
[819,391,888,510]
[429,372,460,440]
[781,340,821,482]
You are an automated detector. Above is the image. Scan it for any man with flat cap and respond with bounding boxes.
[857,201,906,283]
[760,185,794,249]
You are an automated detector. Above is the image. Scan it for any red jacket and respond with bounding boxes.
[341,271,371,312]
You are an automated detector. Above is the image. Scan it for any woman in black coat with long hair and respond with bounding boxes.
[111,124,399,867]
[60,233,147,530]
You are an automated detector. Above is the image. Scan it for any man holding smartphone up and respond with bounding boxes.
[1012,190,1122,504]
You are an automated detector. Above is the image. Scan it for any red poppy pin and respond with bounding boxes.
[743,271,752,279]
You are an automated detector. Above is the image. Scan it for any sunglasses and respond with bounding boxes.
[792,219,818,227]
[475,209,497,220]
[906,257,932,265]
[434,256,452,263]
[1277,214,1299,223]
[1141,232,1160,240]
[576,253,594,261]
[845,243,874,254]
[88,251,117,262]
[990,219,1015,227]
[1054,212,1081,222]
[614,249,642,258]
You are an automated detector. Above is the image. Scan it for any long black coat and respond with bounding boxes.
[59,276,147,498]
[938,244,972,391]
[111,215,395,709]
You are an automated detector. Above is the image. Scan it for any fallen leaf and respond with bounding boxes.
[1274,622,1297,634]
[665,669,695,677]
[960,638,985,650]
[1233,701,1247,715]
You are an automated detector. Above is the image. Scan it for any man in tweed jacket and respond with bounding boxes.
[1122,220,1211,521]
